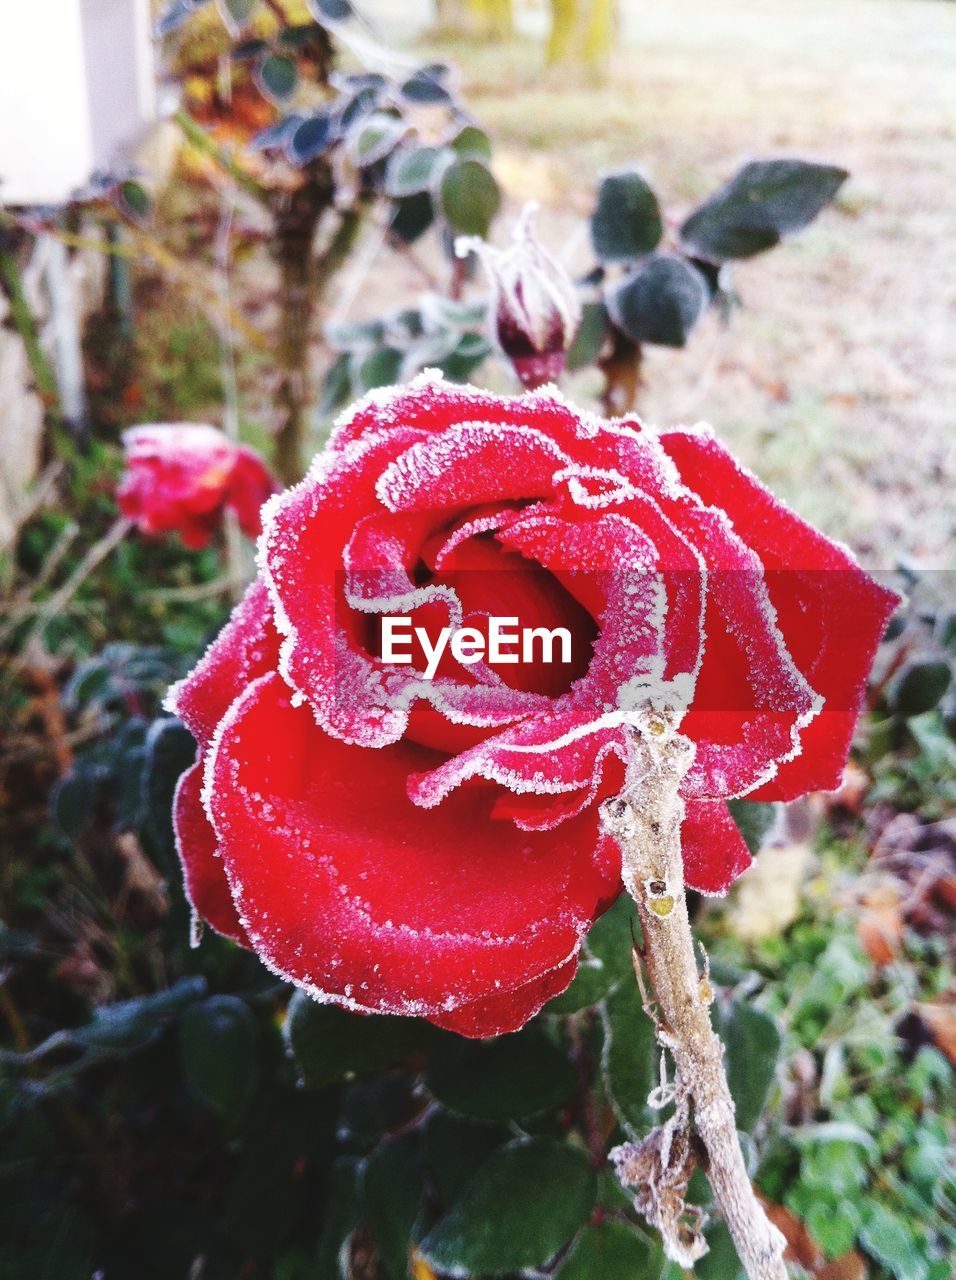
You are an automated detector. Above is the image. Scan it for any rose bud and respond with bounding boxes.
[117,423,275,549]
[166,376,897,1039]
[457,202,582,390]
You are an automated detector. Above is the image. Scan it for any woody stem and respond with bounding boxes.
[602,714,787,1280]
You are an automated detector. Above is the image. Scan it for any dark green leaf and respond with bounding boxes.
[353,347,403,393]
[606,254,708,348]
[257,54,298,103]
[308,0,354,23]
[420,1138,596,1276]
[119,180,152,223]
[217,0,257,34]
[694,1222,745,1280]
[290,111,335,165]
[285,991,422,1088]
[389,192,435,245]
[63,660,113,709]
[424,1112,511,1205]
[315,1158,363,1280]
[450,125,492,161]
[565,301,609,373]
[546,893,636,1013]
[401,67,453,104]
[142,717,197,858]
[726,800,776,856]
[591,170,663,261]
[78,976,207,1052]
[438,158,501,237]
[319,352,353,416]
[603,978,658,1131]
[180,995,258,1115]
[156,0,213,37]
[425,1024,575,1121]
[440,331,492,381]
[553,1220,663,1280]
[385,146,448,198]
[363,1135,426,1280]
[680,159,849,261]
[350,113,407,167]
[888,659,952,718]
[50,766,100,840]
[713,998,781,1133]
[252,113,302,155]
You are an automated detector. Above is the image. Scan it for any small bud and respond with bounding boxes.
[456,203,582,390]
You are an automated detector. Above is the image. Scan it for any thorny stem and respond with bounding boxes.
[601,711,788,1280]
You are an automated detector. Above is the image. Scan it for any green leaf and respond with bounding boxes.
[401,66,453,105]
[142,717,197,859]
[553,1220,663,1280]
[285,991,423,1088]
[860,1204,928,1280]
[349,113,406,167]
[315,1158,363,1280]
[389,192,434,245]
[78,976,207,1052]
[603,979,659,1132]
[363,1135,426,1280]
[694,1223,745,1280]
[547,893,637,1014]
[438,158,501,238]
[308,0,354,22]
[726,800,776,856]
[353,347,403,394]
[425,1024,576,1122]
[420,1138,596,1276]
[217,0,257,34]
[591,170,663,261]
[680,159,849,261]
[50,766,100,840]
[450,125,492,161]
[424,1112,511,1205]
[606,255,708,348]
[440,331,492,381]
[257,53,298,103]
[888,659,952,718]
[806,1198,861,1259]
[565,301,609,373]
[290,111,334,165]
[325,317,385,352]
[118,180,152,223]
[319,352,353,416]
[713,998,781,1133]
[385,146,448,198]
[180,995,259,1116]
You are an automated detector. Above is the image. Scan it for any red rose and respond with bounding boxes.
[168,377,896,1037]
[118,424,275,548]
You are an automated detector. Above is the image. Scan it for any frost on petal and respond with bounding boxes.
[205,673,621,1027]
[430,956,578,1038]
[173,762,249,944]
[681,799,752,896]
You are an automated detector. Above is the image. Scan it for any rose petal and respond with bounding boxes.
[660,427,899,797]
[205,673,621,1023]
[168,578,280,749]
[173,761,248,944]
[681,800,753,896]
[430,957,577,1038]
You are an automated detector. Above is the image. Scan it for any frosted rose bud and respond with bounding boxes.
[457,203,582,390]
[117,423,276,549]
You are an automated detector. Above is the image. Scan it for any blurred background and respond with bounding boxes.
[0,3,954,1279]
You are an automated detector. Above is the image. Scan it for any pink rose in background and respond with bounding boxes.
[118,424,275,549]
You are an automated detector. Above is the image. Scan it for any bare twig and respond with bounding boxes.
[602,710,787,1279]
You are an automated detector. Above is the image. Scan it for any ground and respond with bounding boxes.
[354,0,956,566]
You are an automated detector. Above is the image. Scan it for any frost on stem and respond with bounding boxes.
[600,709,788,1280]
